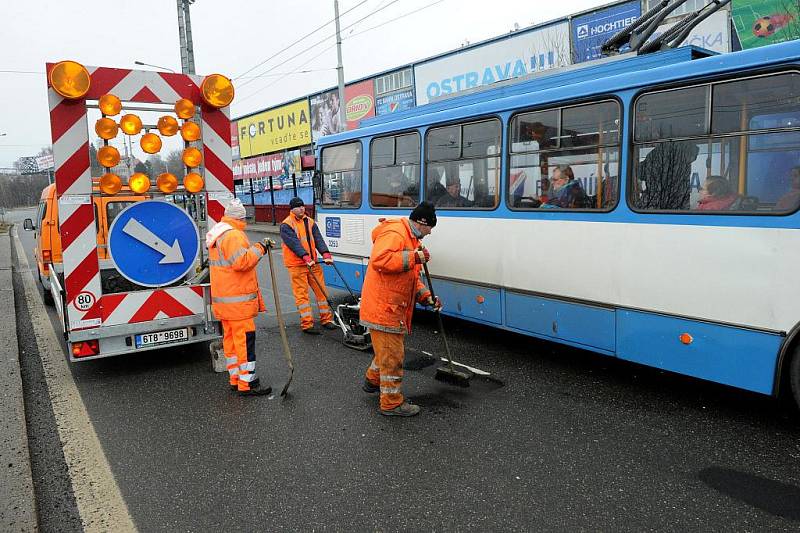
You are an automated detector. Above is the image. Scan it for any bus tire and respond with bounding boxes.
[791,348,800,412]
[39,271,54,307]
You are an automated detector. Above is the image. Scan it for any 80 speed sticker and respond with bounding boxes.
[73,291,96,312]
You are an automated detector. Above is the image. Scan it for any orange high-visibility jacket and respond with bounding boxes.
[280,214,328,267]
[359,218,432,334]
[206,217,266,321]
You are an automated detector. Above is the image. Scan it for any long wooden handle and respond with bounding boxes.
[266,247,293,375]
[421,260,455,372]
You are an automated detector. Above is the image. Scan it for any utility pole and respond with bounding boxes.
[183,0,196,74]
[334,0,346,131]
[176,0,196,75]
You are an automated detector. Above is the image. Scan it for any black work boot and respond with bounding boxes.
[362,379,379,394]
[380,401,420,417]
[302,327,322,335]
[238,381,272,396]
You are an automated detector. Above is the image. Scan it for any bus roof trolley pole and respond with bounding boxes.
[639,0,732,55]
[601,0,688,56]
[46,60,235,359]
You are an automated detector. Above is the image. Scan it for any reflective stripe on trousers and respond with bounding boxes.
[365,329,406,410]
[288,264,333,329]
[221,317,258,391]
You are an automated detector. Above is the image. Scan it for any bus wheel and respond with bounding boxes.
[38,270,54,307]
[791,348,800,412]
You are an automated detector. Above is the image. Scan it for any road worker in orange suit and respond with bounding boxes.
[361,201,442,417]
[206,198,274,396]
[280,197,336,335]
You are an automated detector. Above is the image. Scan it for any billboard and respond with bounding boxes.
[572,1,641,63]
[35,153,54,171]
[311,81,377,141]
[237,99,311,158]
[413,21,572,105]
[310,90,342,142]
[231,123,239,160]
[376,89,415,115]
[232,150,301,181]
[648,10,731,53]
[733,0,800,50]
[344,79,375,130]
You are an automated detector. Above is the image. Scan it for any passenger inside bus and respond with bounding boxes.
[436,175,473,208]
[541,165,589,209]
[697,175,739,211]
[776,166,800,211]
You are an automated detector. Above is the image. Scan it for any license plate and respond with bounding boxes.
[135,328,189,348]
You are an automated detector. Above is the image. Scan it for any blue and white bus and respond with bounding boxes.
[315,40,800,409]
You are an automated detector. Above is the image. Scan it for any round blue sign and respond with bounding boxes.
[108,200,200,287]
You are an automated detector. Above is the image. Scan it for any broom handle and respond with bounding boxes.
[420,259,456,373]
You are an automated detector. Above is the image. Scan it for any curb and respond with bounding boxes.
[246,222,282,236]
[0,227,38,531]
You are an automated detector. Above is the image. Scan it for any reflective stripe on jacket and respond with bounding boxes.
[359,218,431,334]
[280,214,328,267]
[207,217,266,321]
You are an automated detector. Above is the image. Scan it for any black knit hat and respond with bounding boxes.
[410,201,437,227]
[289,197,304,208]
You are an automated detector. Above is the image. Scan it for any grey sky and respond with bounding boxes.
[0,0,603,167]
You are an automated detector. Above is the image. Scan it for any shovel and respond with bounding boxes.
[265,245,294,397]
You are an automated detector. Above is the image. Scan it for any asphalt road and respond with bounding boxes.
[11,206,800,531]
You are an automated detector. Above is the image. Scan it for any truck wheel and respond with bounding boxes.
[38,271,54,306]
[791,348,800,412]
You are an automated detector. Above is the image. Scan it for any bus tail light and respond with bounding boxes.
[72,340,99,358]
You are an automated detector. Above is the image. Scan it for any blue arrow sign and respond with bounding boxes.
[108,200,199,287]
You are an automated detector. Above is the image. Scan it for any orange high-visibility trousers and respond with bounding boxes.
[365,329,406,410]
[221,317,258,391]
[288,264,333,330]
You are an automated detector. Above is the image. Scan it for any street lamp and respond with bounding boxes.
[134,61,177,73]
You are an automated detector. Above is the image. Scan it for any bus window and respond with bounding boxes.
[425,119,500,209]
[712,73,800,135]
[321,142,362,208]
[509,100,620,210]
[370,132,420,208]
[632,73,800,213]
[634,85,708,142]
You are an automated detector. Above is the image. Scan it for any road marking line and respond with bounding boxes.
[13,229,137,533]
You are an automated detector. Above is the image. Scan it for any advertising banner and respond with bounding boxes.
[572,1,641,63]
[35,153,54,171]
[232,150,301,181]
[648,9,730,53]
[413,21,572,105]
[311,90,343,142]
[344,79,375,130]
[237,99,311,158]
[376,89,415,115]
[231,123,239,160]
[732,0,800,50]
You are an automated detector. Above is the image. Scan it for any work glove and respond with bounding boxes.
[425,296,443,312]
[302,254,314,267]
[260,238,276,252]
[322,252,333,265]
[414,247,430,264]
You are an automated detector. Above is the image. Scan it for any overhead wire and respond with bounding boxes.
[235,0,404,92]
[345,0,446,40]
[235,43,338,106]
[233,0,370,80]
